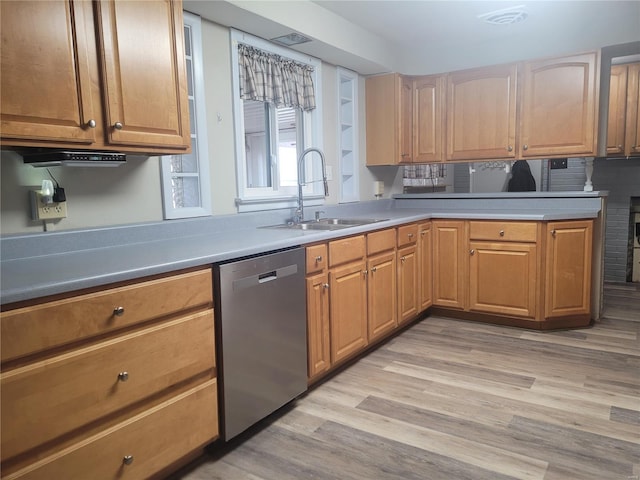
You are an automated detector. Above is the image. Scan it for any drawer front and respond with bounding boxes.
[1,310,215,461]
[329,235,366,267]
[469,221,537,242]
[306,244,328,274]
[4,380,219,480]
[367,228,396,255]
[397,223,418,247]
[1,268,213,363]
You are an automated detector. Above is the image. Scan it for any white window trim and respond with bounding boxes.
[160,12,211,219]
[230,29,324,213]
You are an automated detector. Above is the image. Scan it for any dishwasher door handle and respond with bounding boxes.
[232,264,299,291]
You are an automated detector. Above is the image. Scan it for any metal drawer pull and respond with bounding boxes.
[507,145,513,152]
[87,119,96,128]
[315,255,322,263]
[470,249,475,255]
[113,306,125,317]
[114,122,123,130]
[323,283,329,289]
[551,229,556,237]
[401,256,406,263]
[499,230,505,236]
[123,455,134,465]
[371,267,377,273]
[523,144,528,150]
[118,371,129,382]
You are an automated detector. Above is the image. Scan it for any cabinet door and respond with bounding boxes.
[469,242,538,318]
[306,272,330,382]
[329,261,368,364]
[365,74,400,166]
[0,0,97,144]
[433,221,467,309]
[399,75,414,163]
[96,0,190,149]
[520,52,598,158]
[397,245,419,324]
[607,65,628,155]
[545,220,593,318]
[446,64,517,160]
[418,222,433,310]
[413,75,444,162]
[367,251,397,342]
[625,63,640,157]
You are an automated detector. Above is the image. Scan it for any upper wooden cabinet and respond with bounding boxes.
[0,0,191,154]
[607,63,640,157]
[520,52,599,158]
[366,73,444,165]
[446,64,518,161]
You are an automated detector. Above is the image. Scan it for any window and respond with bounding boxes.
[160,12,211,219]
[231,30,323,212]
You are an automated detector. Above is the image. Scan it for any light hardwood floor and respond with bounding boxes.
[174,283,640,480]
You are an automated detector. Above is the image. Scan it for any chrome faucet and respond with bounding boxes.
[293,147,329,224]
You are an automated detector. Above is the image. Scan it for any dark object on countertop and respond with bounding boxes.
[508,160,536,192]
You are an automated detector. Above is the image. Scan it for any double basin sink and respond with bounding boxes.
[262,217,389,231]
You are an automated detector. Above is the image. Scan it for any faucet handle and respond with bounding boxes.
[315,210,325,221]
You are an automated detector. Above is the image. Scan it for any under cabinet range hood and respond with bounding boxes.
[22,150,126,167]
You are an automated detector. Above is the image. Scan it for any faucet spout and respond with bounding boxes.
[294,147,328,223]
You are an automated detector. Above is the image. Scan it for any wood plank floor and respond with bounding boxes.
[174,283,640,480]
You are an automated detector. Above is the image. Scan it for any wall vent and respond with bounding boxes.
[270,33,311,46]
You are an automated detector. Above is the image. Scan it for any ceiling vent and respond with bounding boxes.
[478,5,528,25]
[270,32,312,46]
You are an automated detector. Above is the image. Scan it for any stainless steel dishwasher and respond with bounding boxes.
[215,247,307,440]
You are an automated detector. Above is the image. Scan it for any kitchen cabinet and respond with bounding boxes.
[432,220,467,309]
[468,221,540,318]
[607,63,640,157]
[0,0,191,154]
[520,52,599,158]
[365,73,444,165]
[0,267,218,479]
[366,229,397,342]
[397,224,419,324]
[545,220,593,319]
[418,222,433,311]
[328,236,368,365]
[305,245,331,382]
[446,64,518,161]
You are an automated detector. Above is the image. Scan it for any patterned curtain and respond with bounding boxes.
[238,44,316,111]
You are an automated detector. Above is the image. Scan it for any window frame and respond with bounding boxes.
[230,29,324,213]
[160,11,211,220]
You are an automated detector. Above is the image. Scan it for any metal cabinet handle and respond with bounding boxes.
[315,255,322,263]
[421,230,426,236]
[87,119,96,128]
[322,283,329,289]
[362,270,368,276]
[523,144,528,151]
[401,256,406,263]
[499,230,505,237]
[469,249,475,255]
[551,229,556,237]
[507,145,513,152]
[123,455,134,466]
[401,153,409,157]
[371,266,377,273]
[407,233,414,238]
[118,371,129,382]
[114,122,123,130]
[617,144,623,150]
[113,306,125,317]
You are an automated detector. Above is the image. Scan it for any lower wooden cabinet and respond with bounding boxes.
[432,220,467,309]
[306,271,331,382]
[367,251,397,342]
[0,267,218,479]
[397,244,419,324]
[418,222,433,311]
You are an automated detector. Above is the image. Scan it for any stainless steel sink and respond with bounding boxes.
[261,218,388,231]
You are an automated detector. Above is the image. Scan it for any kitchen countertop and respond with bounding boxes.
[0,194,605,305]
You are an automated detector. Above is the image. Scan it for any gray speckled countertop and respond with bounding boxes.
[1,193,605,305]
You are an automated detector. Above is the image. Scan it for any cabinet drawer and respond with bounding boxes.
[397,223,418,247]
[469,221,537,242]
[329,235,366,267]
[4,379,219,480]
[306,244,328,274]
[1,268,213,363]
[367,228,396,255]
[1,310,215,461]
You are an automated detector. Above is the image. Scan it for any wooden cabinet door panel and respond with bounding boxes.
[306,244,328,274]
[398,246,419,324]
[96,0,190,149]
[469,242,537,318]
[306,272,330,381]
[4,380,218,480]
[419,222,433,310]
[520,52,598,158]
[607,65,628,155]
[1,311,215,462]
[365,74,399,166]
[330,261,367,364]
[413,75,444,162]
[368,252,397,341]
[545,221,593,318]
[625,63,640,157]
[446,64,517,160]
[433,221,467,309]
[399,75,414,162]
[0,0,97,144]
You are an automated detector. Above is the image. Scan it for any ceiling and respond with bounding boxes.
[184,1,640,74]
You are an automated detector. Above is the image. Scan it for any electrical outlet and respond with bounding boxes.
[30,190,67,221]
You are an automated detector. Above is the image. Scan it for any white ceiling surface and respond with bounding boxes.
[184,0,640,75]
